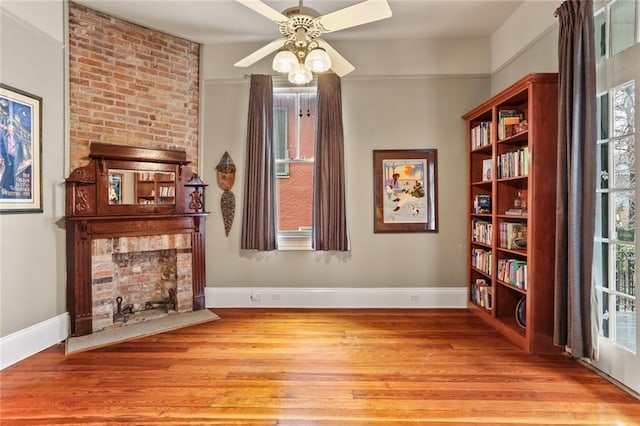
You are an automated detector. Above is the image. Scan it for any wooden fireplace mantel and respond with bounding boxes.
[65,143,208,336]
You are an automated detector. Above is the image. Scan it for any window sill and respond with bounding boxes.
[278,234,312,251]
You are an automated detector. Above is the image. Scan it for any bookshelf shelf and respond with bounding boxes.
[496,280,527,295]
[463,73,559,354]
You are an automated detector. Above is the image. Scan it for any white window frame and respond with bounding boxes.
[273,85,317,251]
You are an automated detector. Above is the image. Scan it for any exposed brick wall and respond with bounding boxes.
[68,2,200,171]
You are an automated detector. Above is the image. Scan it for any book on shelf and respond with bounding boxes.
[497,259,527,290]
[496,147,529,179]
[473,194,491,214]
[471,218,493,244]
[471,121,491,150]
[499,222,527,250]
[505,208,526,216]
[471,248,492,275]
[498,110,524,140]
[482,159,493,181]
[472,278,492,310]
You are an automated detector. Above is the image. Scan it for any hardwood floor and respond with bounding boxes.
[1,309,639,425]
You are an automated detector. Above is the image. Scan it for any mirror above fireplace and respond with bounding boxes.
[108,169,176,206]
[66,142,207,216]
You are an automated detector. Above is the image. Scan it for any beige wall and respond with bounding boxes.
[202,50,490,288]
[491,26,559,95]
[0,2,66,336]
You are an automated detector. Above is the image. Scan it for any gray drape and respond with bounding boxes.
[312,73,349,251]
[241,74,277,251]
[554,0,597,358]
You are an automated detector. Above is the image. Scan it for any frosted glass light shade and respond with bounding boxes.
[288,63,313,85]
[272,50,298,73]
[304,48,331,73]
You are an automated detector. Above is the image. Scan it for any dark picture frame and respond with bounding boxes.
[0,83,42,213]
[373,149,438,233]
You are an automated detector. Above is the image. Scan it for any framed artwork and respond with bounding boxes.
[0,84,42,213]
[108,172,123,205]
[373,149,438,233]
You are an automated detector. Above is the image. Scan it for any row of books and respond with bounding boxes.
[158,185,175,197]
[471,121,491,150]
[497,258,527,290]
[471,248,492,275]
[473,194,491,214]
[499,222,527,250]
[497,147,529,179]
[471,279,492,310]
[498,109,525,140]
[472,219,493,245]
[137,172,173,182]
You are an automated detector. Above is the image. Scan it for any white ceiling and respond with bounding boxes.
[74,0,526,45]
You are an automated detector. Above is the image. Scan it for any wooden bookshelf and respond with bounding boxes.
[135,172,176,204]
[463,73,559,353]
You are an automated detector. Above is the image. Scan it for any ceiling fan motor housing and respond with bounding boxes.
[278,7,325,40]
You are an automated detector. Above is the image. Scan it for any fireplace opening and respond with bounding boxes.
[110,249,177,324]
[91,235,193,333]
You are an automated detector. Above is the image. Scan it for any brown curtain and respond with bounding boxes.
[554,0,597,358]
[312,73,349,251]
[241,74,277,251]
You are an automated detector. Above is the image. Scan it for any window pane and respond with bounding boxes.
[615,296,636,353]
[277,162,313,232]
[598,93,610,140]
[596,193,610,239]
[615,191,635,241]
[595,9,607,61]
[274,105,289,177]
[615,243,636,293]
[613,81,635,137]
[613,136,635,188]
[594,242,610,289]
[599,142,610,189]
[610,0,637,56]
[601,290,611,338]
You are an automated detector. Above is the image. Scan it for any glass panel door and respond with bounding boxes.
[593,3,639,393]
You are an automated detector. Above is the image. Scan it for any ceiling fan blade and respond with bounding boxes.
[318,0,392,33]
[235,0,288,23]
[316,40,355,77]
[234,38,287,67]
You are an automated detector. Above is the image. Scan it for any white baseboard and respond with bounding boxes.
[0,313,69,370]
[205,287,467,309]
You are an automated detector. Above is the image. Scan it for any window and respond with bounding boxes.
[595,80,637,353]
[273,85,317,250]
[610,0,638,56]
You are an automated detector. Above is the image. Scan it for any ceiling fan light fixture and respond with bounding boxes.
[304,47,331,73]
[288,62,313,85]
[272,49,298,73]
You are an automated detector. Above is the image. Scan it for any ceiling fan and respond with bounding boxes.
[234,0,392,84]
